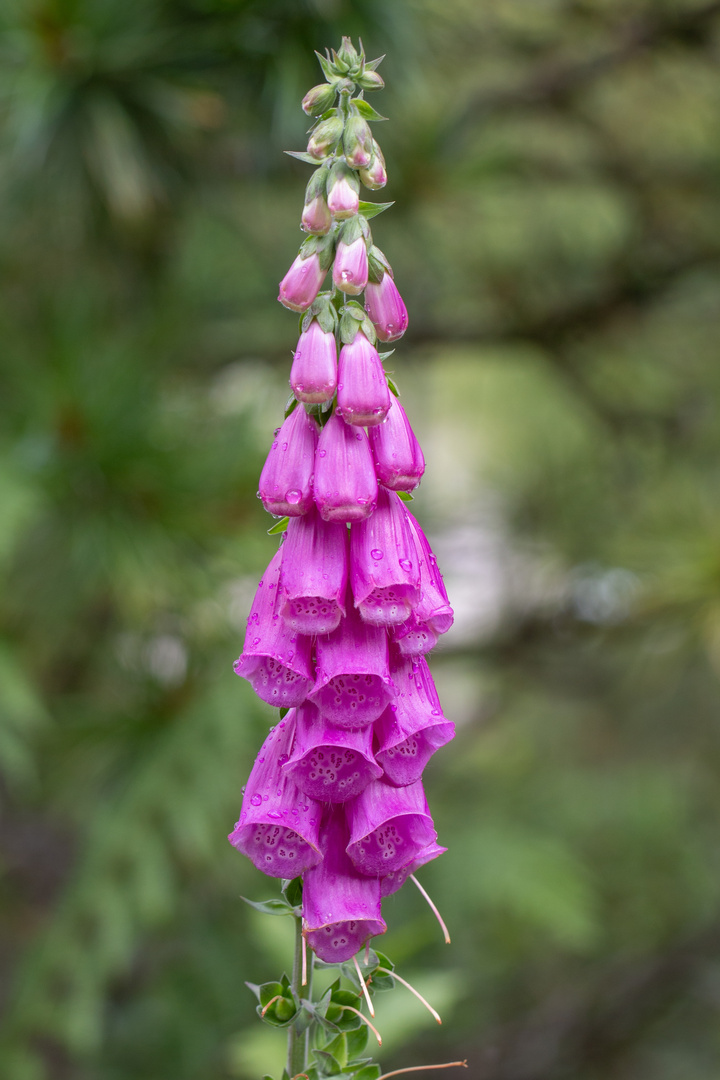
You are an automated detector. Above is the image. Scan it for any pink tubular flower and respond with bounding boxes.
[309,598,394,727]
[336,330,391,427]
[365,273,408,342]
[405,510,454,635]
[327,163,360,220]
[333,236,368,295]
[278,252,326,312]
[228,713,323,877]
[283,701,382,803]
[302,195,332,235]
[381,841,447,898]
[258,406,318,517]
[369,395,424,492]
[303,808,386,962]
[358,141,387,190]
[346,777,437,875]
[290,319,337,404]
[314,412,378,523]
[233,549,314,707]
[280,507,348,634]
[391,614,438,657]
[374,656,455,786]
[350,487,420,626]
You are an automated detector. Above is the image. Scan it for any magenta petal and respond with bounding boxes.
[405,510,454,635]
[350,488,420,626]
[280,508,348,634]
[375,656,455,786]
[333,236,368,296]
[391,614,439,657]
[365,274,408,342]
[278,252,326,312]
[303,808,386,962]
[380,841,447,898]
[282,702,382,802]
[369,396,425,492]
[309,601,394,728]
[234,549,314,707]
[228,713,322,877]
[290,321,338,404]
[258,407,318,517]
[346,777,437,875]
[336,331,391,428]
[314,412,378,523]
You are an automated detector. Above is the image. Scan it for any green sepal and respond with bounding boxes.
[303,293,338,335]
[294,1002,315,1034]
[353,1067,382,1080]
[285,150,324,166]
[367,245,390,284]
[315,50,336,82]
[316,230,338,272]
[325,989,363,1029]
[322,1032,348,1066]
[317,303,337,334]
[313,1050,343,1076]
[305,164,331,201]
[378,349,395,362]
[359,201,394,220]
[267,517,289,535]
[338,215,363,247]
[282,1071,291,1080]
[254,978,298,1027]
[241,896,295,917]
[360,316,376,345]
[387,377,400,397]
[351,98,387,122]
[344,1026,370,1058]
[364,55,386,72]
[397,491,414,502]
[282,876,303,907]
[279,707,290,719]
[300,234,320,258]
[262,1075,275,1080]
[285,394,299,418]
[340,311,362,345]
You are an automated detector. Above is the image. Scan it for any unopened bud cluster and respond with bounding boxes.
[229,40,454,965]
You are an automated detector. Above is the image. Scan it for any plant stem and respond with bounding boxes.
[287,915,307,1079]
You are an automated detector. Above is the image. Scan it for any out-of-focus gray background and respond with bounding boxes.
[2,1,720,1077]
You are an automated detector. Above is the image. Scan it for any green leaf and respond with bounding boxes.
[354,1067,382,1080]
[282,877,303,907]
[344,1025,369,1058]
[241,896,294,917]
[285,394,299,418]
[267,517,289,535]
[351,99,388,122]
[358,201,394,220]
[285,150,323,165]
[397,491,414,502]
[387,377,400,397]
[313,1050,343,1076]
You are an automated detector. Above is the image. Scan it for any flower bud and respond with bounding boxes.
[333,235,368,295]
[258,405,318,517]
[358,140,387,189]
[302,82,336,116]
[302,195,331,235]
[278,251,326,312]
[336,36,360,72]
[280,507,348,634]
[365,271,408,341]
[337,330,391,427]
[356,69,385,92]
[327,161,360,220]
[350,487,420,625]
[343,112,373,169]
[290,319,337,404]
[369,395,424,491]
[228,713,323,877]
[307,115,344,159]
[314,412,378,522]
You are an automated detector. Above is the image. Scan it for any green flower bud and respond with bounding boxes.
[302,83,337,116]
[307,115,344,160]
[337,36,360,73]
[343,112,374,170]
[356,69,385,92]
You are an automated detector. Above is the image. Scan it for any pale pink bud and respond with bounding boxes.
[301,195,332,235]
[359,142,387,190]
[333,236,368,295]
[343,113,373,169]
[290,320,337,403]
[278,252,326,312]
[336,330,391,427]
[327,167,360,220]
[365,272,408,341]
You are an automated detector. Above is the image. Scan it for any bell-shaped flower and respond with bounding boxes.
[314,412,378,523]
[309,598,394,727]
[350,488,420,626]
[358,141,387,190]
[290,319,337,404]
[278,252,326,312]
[228,713,322,878]
[369,395,424,492]
[283,701,382,803]
[234,548,314,708]
[336,330,391,428]
[381,841,447,898]
[333,236,368,296]
[391,614,438,657]
[258,406,318,518]
[302,195,332,236]
[327,162,360,220]
[280,507,348,634]
[365,272,408,342]
[405,510,454,635]
[303,808,386,962]
[374,656,455,786]
[343,113,374,169]
[346,777,437,876]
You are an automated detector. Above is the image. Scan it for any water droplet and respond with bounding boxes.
[318,449,327,457]
[286,489,302,505]
[282,442,288,451]
[341,270,354,282]
[371,549,384,560]
[250,794,262,807]
[386,322,395,332]
[399,558,413,571]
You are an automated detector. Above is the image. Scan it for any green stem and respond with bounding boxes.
[287,916,306,1079]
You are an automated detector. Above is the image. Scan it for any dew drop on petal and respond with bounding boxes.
[399,558,413,571]
[250,794,262,807]
[371,549,384,560]
[286,489,302,505]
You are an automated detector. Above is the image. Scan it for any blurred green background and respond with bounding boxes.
[2,0,720,1077]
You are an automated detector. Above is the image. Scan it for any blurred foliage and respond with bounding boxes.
[2,1,720,1078]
